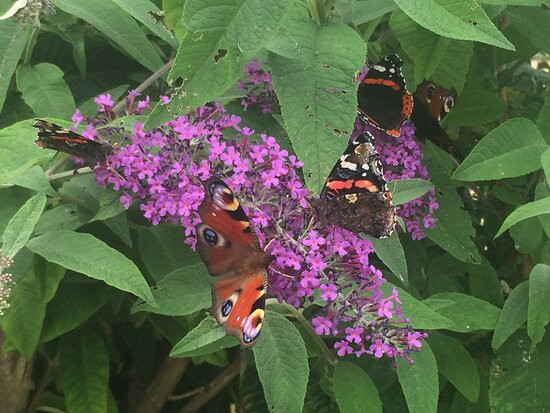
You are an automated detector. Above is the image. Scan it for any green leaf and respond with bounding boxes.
[509,216,542,254]
[50,0,164,72]
[468,258,503,307]
[380,283,454,330]
[492,281,529,350]
[452,118,547,182]
[392,0,514,50]
[34,204,93,235]
[268,13,366,193]
[145,0,294,128]
[0,186,33,235]
[16,63,76,119]
[443,89,506,126]
[396,343,439,413]
[540,147,550,182]
[0,121,53,183]
[345,0,397,25]
[27,230,154,303]
[333,361,382,413]
[507,7,550,53]
[423,142,481,263]
[58,327,110,413]
[424,292,501,332]
[133,265,211,316]
[170,316,238,357]
[137,224,201,282]
[389,10,473,91]
[495,197,550,238]
[369,232,408,285]
[528,264,550,347]
[0,261,45,358]
[0,20,28,113]
[428,332,480,403]
[2,192,46,258]
[387,179,433,206]
[536,96,550,144]
[489,330,550,413]
[90,188,125,222]
[41,282,106,343]
[253,310,309,413]
[111,0,178,48]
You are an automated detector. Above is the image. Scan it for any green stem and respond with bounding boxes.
[267,299,337,365]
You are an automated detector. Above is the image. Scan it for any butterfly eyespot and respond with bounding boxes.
[203,228,218,245]
[426,84,436,102]
[221,300,233,317]
[444,95,455,113]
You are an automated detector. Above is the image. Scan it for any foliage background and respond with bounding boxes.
[1,0,550,412]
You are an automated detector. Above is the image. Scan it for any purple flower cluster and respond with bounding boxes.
[237,59,277,114]
[354,119,439,240]
[76,92,426,362]
[0,252,14,316]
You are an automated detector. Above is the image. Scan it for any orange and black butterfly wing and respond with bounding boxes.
[195,177,267,347]
[316,131,396,238]
[357,55,414,137]
[33,119,112,165]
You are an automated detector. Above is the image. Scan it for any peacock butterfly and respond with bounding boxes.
[195,177,268,348]
[411,81,457,151]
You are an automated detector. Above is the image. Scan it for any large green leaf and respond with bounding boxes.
[423,142,481,263]
[268,12,365,193]
[452,118,547,181]
[528,264,550,347]
[0,20,28,113]
[387,179,434,206]
[507,6,550,53]
[389,10,473,91]
[396,343,439,413]
[424,292,501,332]
[0,257,64,358]
[58,327,110,413]
[428,332,480,403]
[333,361,382,413]
[369,232,408,285]
[170,316,238,357]
[137,224,201,282]
[2,192,46,258]
[468,258,503,307]
[111,0,178,48]
[253,310,309,413]
[41,282,106,343]
[133,265,211,316]
[50,0,164,72]
[492,281,528,350]
[393,0,514,50]
[536,96,550,144]
[16,63,76,119]
[443,89,506,126]
[495,197,550,238]
[145,0,294,128]
[380,283,453,329]
[0,121,53,183]
[489,330,550,413]
[27,230,154,303]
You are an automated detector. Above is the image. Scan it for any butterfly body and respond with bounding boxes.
[316,131,396,238]
[195,178,268,347]
[33,119,112,165]
[357,55,413,137]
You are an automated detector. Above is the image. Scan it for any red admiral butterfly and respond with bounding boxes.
[33,119,113,166]
[315,130,396,239]
[195,177,268,347]
[411,81,457,149]
[357,54,414,138]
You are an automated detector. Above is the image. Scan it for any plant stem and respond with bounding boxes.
[267,300,337,365]
[112,59,175,114]
[47,167,93,182]
[179,358,241,413]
